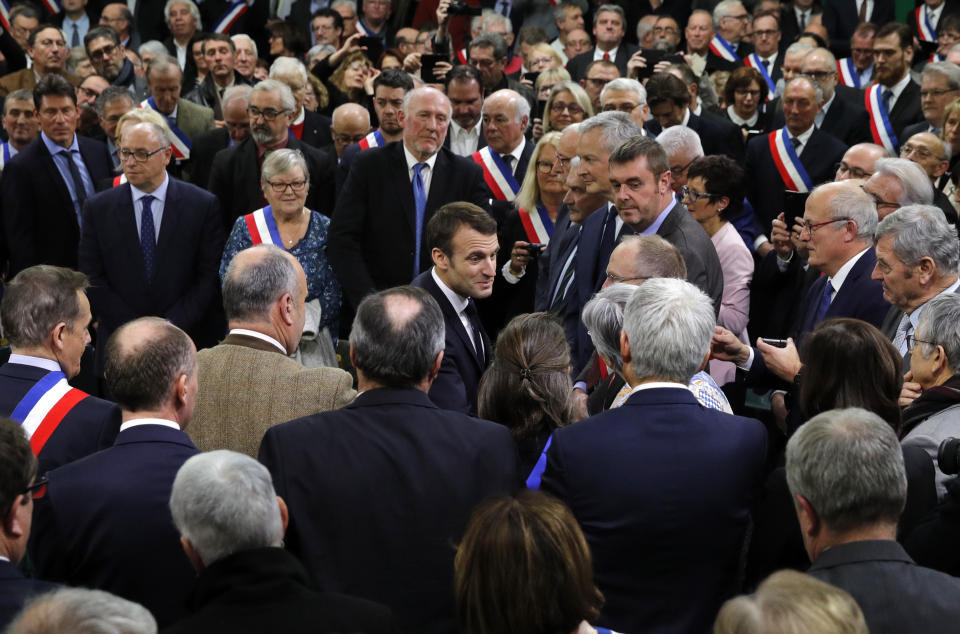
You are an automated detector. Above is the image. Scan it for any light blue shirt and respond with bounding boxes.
[42,131,94,225]
[131,173,169,241]
[641,196,676,236]
[62,13,90,47]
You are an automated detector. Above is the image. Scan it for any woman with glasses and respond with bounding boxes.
[535,81,592,142]
[220,149,341,365]
[312,33,377,116]
[722,66,775,145]
[683,156,753,386]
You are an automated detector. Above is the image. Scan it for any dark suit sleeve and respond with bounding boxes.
[427,345,473,415]
[207,148,234,228]
[78,200,141,329]
[466,160,493,212]
[328,156,379,309]
[305,145,336,216]
[29,487,69,583]
[1,156,38,274]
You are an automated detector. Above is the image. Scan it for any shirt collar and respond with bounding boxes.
[793,124,815,146]
[886,69,912,98]
[505,136,526,162]
[642,195,676,235]
[681,108,691,127]
[41,130,79,153]
[828,246,869,291]
[7,353,62,373]
[228,328,287,353]
[620,381,692,402]
[403,143,439,172]
[450,118,480,135]
[119,418,181,432]
[820,91,836,116]
[909,278,960,322]
[63,13,89,28]
[726,105,758,126]
[130,172,169,200]
[594,45,619,61]
[431,267,469,313]
[292,107,305,125]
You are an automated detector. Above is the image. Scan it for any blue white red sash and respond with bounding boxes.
[355,18,375,36]
[0,0,11,31]
[931,53,945,63]
[456,48,467,64]
[472,146,520,201]
[10,371,88,455]
[744,53,775,100]
[0,142,11,170]
[865,83,899,154]
[357,129,385,150]
[40,0,60,13]
[212,0,253,33]
[112,174,127,187]
[836,58,860,88]
[139,98,191,159]
[243,206,285,249]
[518,204,554,244]
[709,34,741,63]
[768,127,813,192]
[916,5,936,42]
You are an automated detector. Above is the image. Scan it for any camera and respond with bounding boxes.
[448,1,482,16]
[938,437,960,475]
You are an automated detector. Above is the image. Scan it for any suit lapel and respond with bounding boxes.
[514,139,534,181]
[424,272,485,370]
[154,179,181,261]
[423,148,449,225]
[38,141,78,225]
[392,143,417,237]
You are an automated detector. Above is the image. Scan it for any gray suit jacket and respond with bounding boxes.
[880,282,960,369]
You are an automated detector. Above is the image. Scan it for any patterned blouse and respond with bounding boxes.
[220,210,341,339]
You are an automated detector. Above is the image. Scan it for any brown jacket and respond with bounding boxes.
[190,332,356,457]
[0,69,81,97]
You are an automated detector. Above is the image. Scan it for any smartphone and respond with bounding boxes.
[784,190,809,232]
[525,243,546,258]
[534,99,546,121]
[761,338,788,348]
[420,53,441,81]
[358,36,383,64]
[523,71,540,86]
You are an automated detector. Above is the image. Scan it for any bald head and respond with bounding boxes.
[904,132,950,180]
[836,143,888,181]
[331,102,371,157]
[482,88,530,154]
[603,235,686,289]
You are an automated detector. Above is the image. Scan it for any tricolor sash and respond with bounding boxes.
[139,98,191,159]
[355,18,375,36]
[456,48,467,64]
[244,206,285,249]
[518,204,554,244]
[916,5,936,42]
[472,146,520,201]
[358,129,385,150]
[40,0,60,13]
[0,0,11,31]
[744,53,775,100]
[931,52,945,63]
[709,34,741,63]
[768,127,813,192]
[212,0,253,33]
[10,371,88,455]
[0,142,11,170]
[112,174,127,187]
[865,83,899,154]
[836,58,861,88]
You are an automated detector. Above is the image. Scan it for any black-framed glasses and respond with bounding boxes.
[605,272,649,284]
[803,70,835,80]
[602,102,642,113]
[247,106,289,121]
[834,161,872,179]
[670,158,696,176]
[89,43,117,60]
[118,147,167,162]
[860,184,900,209]
[550,101,584,115]
[799,217,851,234]
[21,475,48,502]
[333,132,366,145]
[734,89,762,98]
[264,179,307,193]
[907,334,936,350]
[680,185,717,203]
[900,143,944,161]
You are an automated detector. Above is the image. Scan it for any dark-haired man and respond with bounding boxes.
[444,64,485,156]
[185,32,252,120]
[867,23,923,153]
[0,25,82,97]
[83,26,147,100]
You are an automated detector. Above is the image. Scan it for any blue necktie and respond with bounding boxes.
[813,279,834,325]
[60,149,88,224]
[71,24,79,48]
[140,195,156,280]
[412,162,427,278]
[882,88,893,112]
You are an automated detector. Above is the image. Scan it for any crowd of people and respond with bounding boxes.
[2,0,960,632]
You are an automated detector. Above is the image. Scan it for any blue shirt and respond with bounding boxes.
[131,174,169,241]
[42,132,94,226]
[62,13,90,47]
[641,196,676,236]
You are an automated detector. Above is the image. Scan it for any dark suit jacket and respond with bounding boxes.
[565,43,639,80]
[888,78,925,140]
[297,108,334,148]
[186,126,230,189]
[533,206,571,311]
[0,560,58,631]
[705,40,754,74]
[30,424,200,627]
[0,361,121,475]
[1,134,112,275]
[208,135,335,227]
[644,111,745,162]
[807,540,960,634]
[136,0,170,45]
[185,71,253,120]
[164,37,199,93]
[540,386,767,634]
[902,119,935,141]
[258,387,518,634]
[744,127,847,234]
[770,92,871,147]
[328,142,490,309]
[780,3,822,46]
[412,269,491,416]
[78,178,225,372]
[658,201,724,313]
[907,3,960,57]
[823,0,895,58]
[161,548,396,634]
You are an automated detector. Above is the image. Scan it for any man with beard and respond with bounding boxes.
[443,65,484,157]
[0,89,40,172]
[868,22,924,153]
[83,27,147,101]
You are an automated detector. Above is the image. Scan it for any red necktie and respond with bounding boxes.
[603,52,610,61]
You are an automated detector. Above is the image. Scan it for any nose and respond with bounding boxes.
[481,256,496,277]
[871,263,883,280]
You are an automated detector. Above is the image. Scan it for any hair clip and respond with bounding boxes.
[519,368,533,380]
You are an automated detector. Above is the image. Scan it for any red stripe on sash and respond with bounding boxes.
[29,388,87,455]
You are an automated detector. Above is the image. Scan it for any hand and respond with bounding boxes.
[329,32,366,67]
[431,60,452,82]
[771,212,795,260]
[363,67,381,95]
[571,387,588,421]
[519,74,534,88]
[711,326,750,365]
[756,241,774,258]
[531,118,543,142]
[436,0,450,29]
[770,391,789,435]
[900,370,923,408]
[626,50,648,79]
[509,240,539,275]
[403,51,422,73]
[757,337,802,383]
[213,119,226,128]
[651,59,673,75]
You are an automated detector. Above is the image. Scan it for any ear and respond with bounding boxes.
[180,536,205,572]
[175,372,189,407]
[619,329,632,369]
[348,342,356,369]
[2,496,27,539]
[279,292,296,326]
[51,321,69,354]
[580,78,587,89]
[396,107,406,127]
[916,255,936,282]
[932,344,949,374]
[428,350,444,381]
[520,115,529,130]
[934,159,950,179]
[277,495,289,537]
[698,350,710,372]
[431,246,448,269]
[716,195,730,213]
[794,493,820,538]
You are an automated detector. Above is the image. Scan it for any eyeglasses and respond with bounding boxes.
[247,106,288,121]
[734,89,762,97]
[118,146,167,162]
[799,217,851,234]
[900,143,944,161]
[680,185,717,203]
[469,58,496,68]
[89,43,117,60]
[670,157,696,175]
[723,13,750,21]
[77,85,102,99]
[803,70,835,80]
[550,101,584,115]
[264,179,307,193]
[528,56,554,67]
[907,334,936,350]
[334,132,367,145]
[834,161,872,179]
[860,185,900,209]
[554,153,572,170]
[21,476,48,502]
[653,26,677,34]
[851,48,874,56]
[753,29,779,37]
[536,160,558,173]
[605,272,649,283]
[602,102,641,113]
[920,88,958,98]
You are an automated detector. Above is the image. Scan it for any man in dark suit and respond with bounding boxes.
[412,203,495,416]
[787,407,960,634]
[98,3,141,50]
[704,0,753,74]
[165,450,396,634]
[30,318,201,628]
[84,26,148,101]
[802,48,872,146]
[259,285,517,634]
[0,418,59,631]
[208,79,335,225]
[467,33,536,110]
[540,277,767,634]
[78,118,225,374]
[0,6,40,76]
[823,0,894,58]
[902,61,960,140]
[565,5,637,80]
[329,86,490,311]
[269,56,332,149]
[185,33,253,120]
[133,0,168,45]
[870,22,924,146]
[163,1,200,90]
[443,64,486,157]
[909,0,960,61]
[187,83,250,188]
[1,74,112,275]
[780,0,822,47]
[745,76,847,234]
[0,266,121,475]
[750,11,786,86]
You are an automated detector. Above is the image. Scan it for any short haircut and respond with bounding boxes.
[874,204,959,273]
[145,53,181,80]
[645,72,690,108]
[1,266,88,348]
[853,21,877,39]
[163,0,201,30]
[469,32,508,60]
[222,84,253,109]
[28,25,65,49]
[261,147,309,184]
[595,3,625,24]
[118,113,172,146]
[517,24,548,46]
[724,66,765,107]
[713,0,745,25]
[202,31,234,55]
[222,245,299,323]
[482,89,531,127]
[33,73,76,109]
[785,40,814,58]
[445,63,482,89]
[608,134,670,179]
[425,201,497,257]
[95,84,135,115]
[578,110,642,154]
[582,283,637,375]
[170,450,283,566]
[374,67,414,93]
[10,4,41,23]
[600,77,646,104]
[553,2,581,22]
[622,277,715,383]
[584,58,619,78]
[231,33,258,59]
[138,39,169,59]
[656,125,703,160]
[83,25,120,51]
[873,157,934,206]
[251,78,296,113]
[6,588,157,634]
[922,61,960,91]
[916,293,960,374]
[687,155,745,218]
[104,317,195,412]
[268,55,307,84]
[0,417,36,519]
[4,88,34,112]
[785,75,823,104]
[786,407,907,532]
[349,286,445,388]
[312,7,343,30]
[480,10,512,34]
[817,181,878,241]
[875,21,912,50]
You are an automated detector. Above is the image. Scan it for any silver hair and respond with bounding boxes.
[874,204,960,273]
[144,53,181,80]
[269,56,308,85]
[261,148,310,185]
[873,157,935,205]
[807,46,837,66]
[307,43,336,59]
[622,277,715,383]
[170,451,284,566]
[601,77,647,105]
[553,2,580,22]
[231,33,258,60]
[7,588,157,634]
[656,125,704,159]
[595,3,626,25]
[137,40,168,59]
[222,245,299,323]
[582,283,637,375]
[251,79,296,113]
[785,407,907,532]
[786,75,824,104]
[480,9,513,34]
[481,89,530,128]
[402,86,452,117]
[785,41,814,59]
[1,266,88,349]
[331,0,357,10]
[713,0,746,26]
[819,182,877,241]
[922,61,960,91]
[222,84,253,109]
[916,293,960,371]
[578,110,643,153]
[163,0,201,30]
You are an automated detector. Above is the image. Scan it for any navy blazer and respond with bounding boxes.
[187,127,229,190]
[0,560,58,631]
[0,362,120,475]
[30,424,199,627]
[565,44,639,80]
[823,0,895,57]
[1,134,112,275]
[412,269,491,416]
[534,205,573,311]
[540,386,767,634]
[259,387,517,634]
[298,109,334,149]
[78,178,225,372]
[888,79,926,141]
